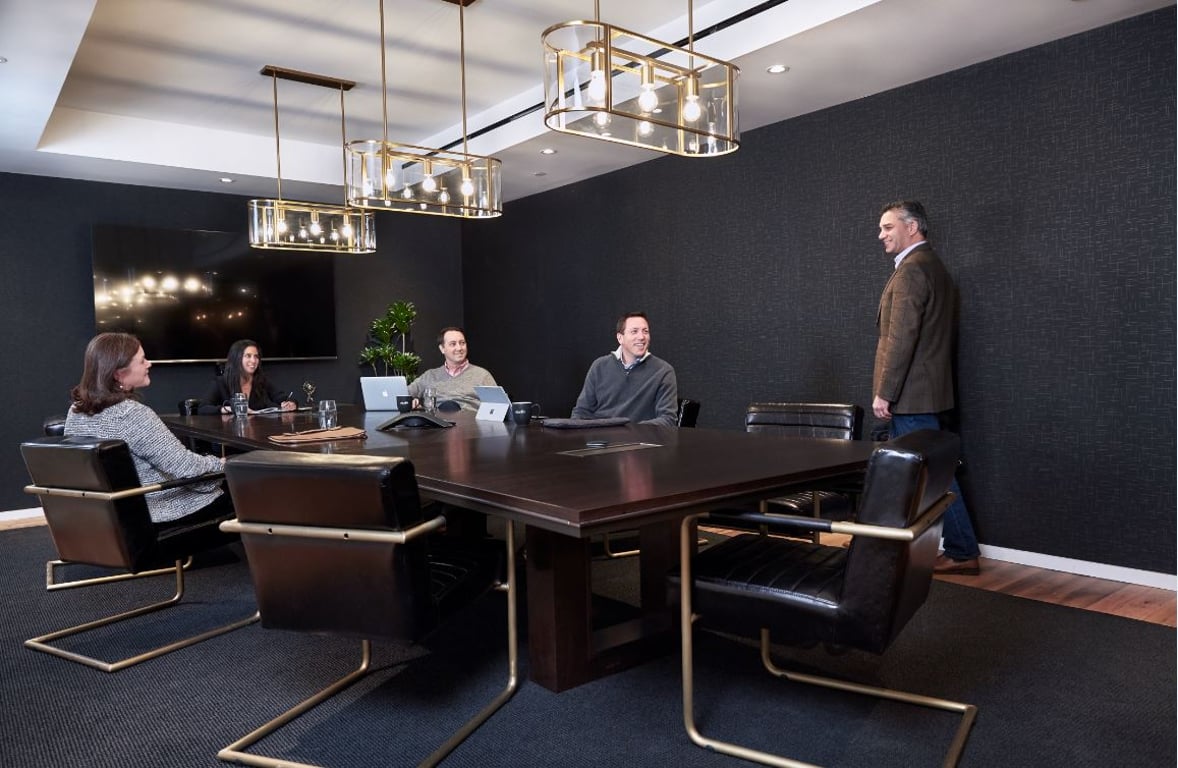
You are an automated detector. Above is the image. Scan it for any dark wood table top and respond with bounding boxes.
[164,405,876,537]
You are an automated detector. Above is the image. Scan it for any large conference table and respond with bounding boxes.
[164,405,876,692]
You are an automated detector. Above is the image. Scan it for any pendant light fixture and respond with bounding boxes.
[542,0,739,157]
[345,0,502,219]
[248,66,376,253]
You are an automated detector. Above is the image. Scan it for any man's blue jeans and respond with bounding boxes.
[889,413,980,560]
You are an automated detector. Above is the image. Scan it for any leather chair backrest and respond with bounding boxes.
[224,451,434,642]
[677,398,701,428]
[838,429,959,652]
[20,436,157,570]
[42,415,67,436]
[745,403,863,440]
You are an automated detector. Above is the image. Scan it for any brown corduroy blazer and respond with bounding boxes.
[873,244,957,414]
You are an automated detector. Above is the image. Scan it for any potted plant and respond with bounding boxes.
[359,300,422,381]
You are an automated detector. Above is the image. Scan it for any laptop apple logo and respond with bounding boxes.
[381,389,389,397]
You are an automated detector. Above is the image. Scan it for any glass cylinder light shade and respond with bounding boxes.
[345,140,503,218]
[542,21,739,157]
[248,199,376,253]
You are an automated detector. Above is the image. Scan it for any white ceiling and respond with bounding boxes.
[0,0,1170,205]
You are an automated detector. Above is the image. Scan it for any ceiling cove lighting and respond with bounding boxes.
[345,0,502,219]
[248,66,376,254]
[542,0,739,157]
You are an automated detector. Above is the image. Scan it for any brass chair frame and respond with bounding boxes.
[216,515,519,768]
[678,500,977,768]
[22,478,259,673]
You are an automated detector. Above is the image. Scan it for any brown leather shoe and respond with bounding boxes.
[934,554,980,576]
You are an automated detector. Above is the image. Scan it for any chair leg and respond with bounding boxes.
[677,513,976,768]
[25,560,259,673]
[44,555,195,591]
[218,525,520,768]
[758,629,977,768]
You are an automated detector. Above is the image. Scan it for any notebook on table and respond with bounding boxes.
[474,385,511,422]
[360,376,409,411]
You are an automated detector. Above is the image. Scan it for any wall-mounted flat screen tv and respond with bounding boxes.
[91,224,337,363]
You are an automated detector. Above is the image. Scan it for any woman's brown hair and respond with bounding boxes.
[71,332,141,415]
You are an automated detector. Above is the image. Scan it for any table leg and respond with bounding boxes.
[525,527,592,692]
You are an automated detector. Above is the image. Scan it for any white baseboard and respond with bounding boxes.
[0,507,44,523]
[979,543,1177,591]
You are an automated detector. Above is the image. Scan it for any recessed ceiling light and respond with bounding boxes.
[540,148,557,155]
[0,57,8,64]
[533,171,548,177]
[218,177,235,184]
[766,64,789,75]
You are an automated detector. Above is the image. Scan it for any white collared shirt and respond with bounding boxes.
[611,346,650,370]
[894,239,927,269]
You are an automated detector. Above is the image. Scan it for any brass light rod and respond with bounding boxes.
[259,65,355,91]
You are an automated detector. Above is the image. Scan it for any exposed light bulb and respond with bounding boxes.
[593,111,611,128]
[276,219,288,234]
[330,229,340,241]
[401,185,413,200]
[309,220,322,236]
[638,83,658,113]
[587,69,607,103]
[682,95,702,122]
[422,175,437,193]
[438,189,451,204]
[460,176,475,197]
[340,222,353,237]
[298,225,308,239]
[637,120,653,137]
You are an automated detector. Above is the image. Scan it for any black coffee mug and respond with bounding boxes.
[396,395,412,413]
[511,401,540,425]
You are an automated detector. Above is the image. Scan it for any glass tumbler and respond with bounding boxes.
[318,399,338,429]
[231,392,249,419]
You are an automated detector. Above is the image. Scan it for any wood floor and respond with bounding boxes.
[4,515,1174,628]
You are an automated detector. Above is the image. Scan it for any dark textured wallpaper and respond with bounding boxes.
[464,10,1176,572]
[0,175,464,511]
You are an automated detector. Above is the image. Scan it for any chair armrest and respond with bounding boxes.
[706,509,832,535]
[219,514,448,544]
[24,471,225,502]
[707,491,954,543]
[828,491,954,541]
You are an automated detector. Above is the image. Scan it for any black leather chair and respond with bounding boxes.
[19,436,257,672]
[677,397,701,428]
[42,415,67,436]
[743,403,865,539]
[218,451,519,768]
[669,430,976,767]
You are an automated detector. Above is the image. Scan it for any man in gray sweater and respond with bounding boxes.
[572,312,679,427]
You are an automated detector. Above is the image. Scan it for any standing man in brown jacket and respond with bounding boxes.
[874,200,981,574]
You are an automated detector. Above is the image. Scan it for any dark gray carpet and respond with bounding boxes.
[0,525,1173,767]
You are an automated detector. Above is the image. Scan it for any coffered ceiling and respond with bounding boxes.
[0,0,1170,205]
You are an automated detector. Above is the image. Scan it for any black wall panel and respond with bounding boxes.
[464,10,1176,572]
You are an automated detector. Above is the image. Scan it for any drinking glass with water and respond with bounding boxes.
[318,399,338,429]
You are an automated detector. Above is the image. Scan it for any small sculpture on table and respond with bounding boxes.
[301,381,316,408]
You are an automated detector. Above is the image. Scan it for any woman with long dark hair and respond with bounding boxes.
[64,332,231,525]
[202,339,296,414]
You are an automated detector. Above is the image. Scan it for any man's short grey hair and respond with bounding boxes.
[880,200,929,236]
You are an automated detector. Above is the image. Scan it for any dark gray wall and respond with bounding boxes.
[1,174,463,510]
[464,10,1176,573]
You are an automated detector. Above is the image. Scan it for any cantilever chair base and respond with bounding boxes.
[44,555,195,591]
[25,560,259,673]
[217,523,520,768]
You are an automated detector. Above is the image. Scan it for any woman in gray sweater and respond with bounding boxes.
[64,332,231,526]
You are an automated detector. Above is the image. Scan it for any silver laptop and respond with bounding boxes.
[474,385,511,422]
[360,376,409,411]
